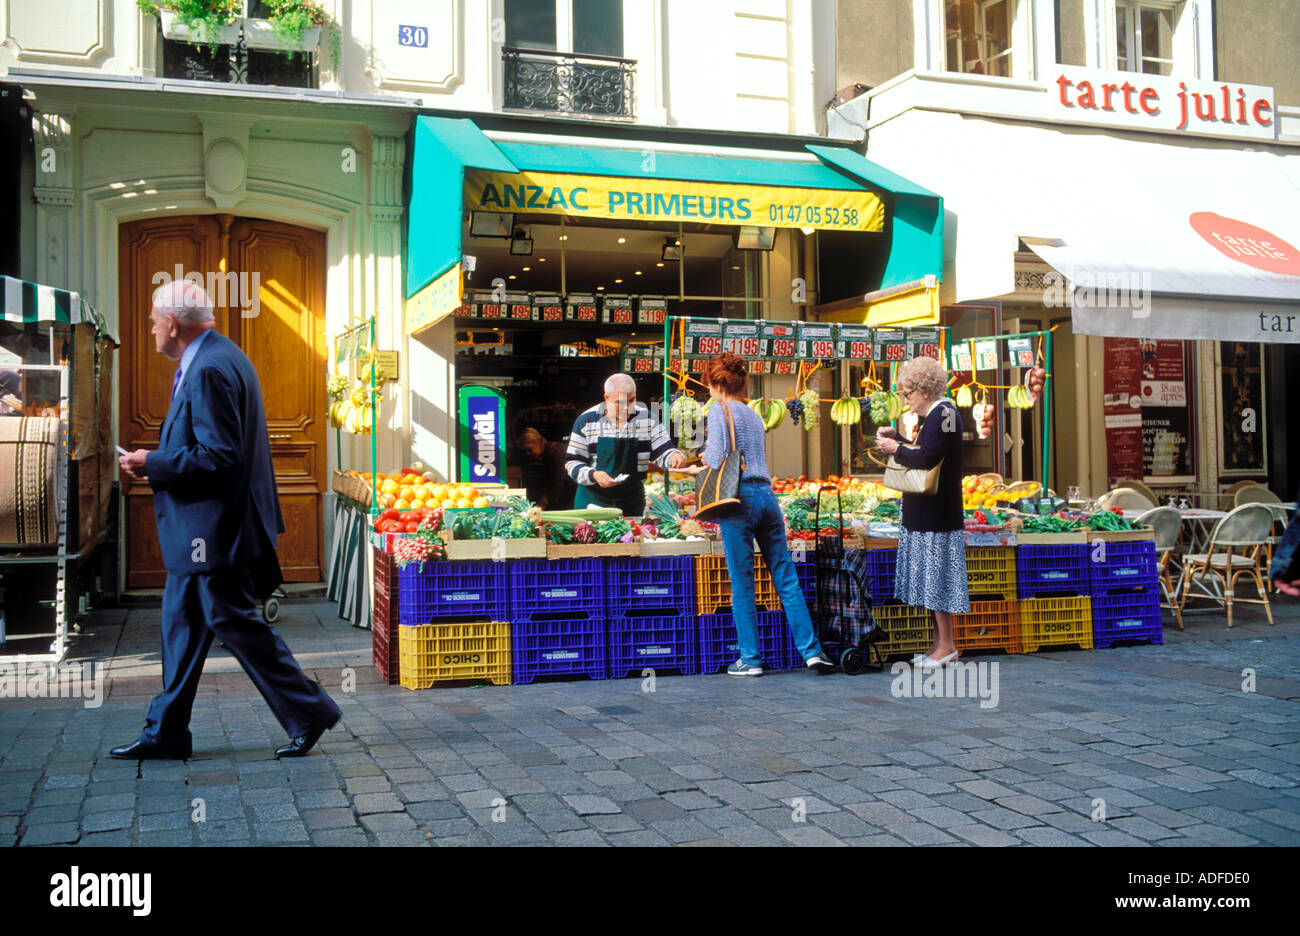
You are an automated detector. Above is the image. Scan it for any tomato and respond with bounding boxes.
[402,520,421,533]
[379,519,403,533]
[380,508,400,522]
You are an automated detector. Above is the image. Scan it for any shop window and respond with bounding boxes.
[154,1,317,88]
[503,0,635,119]
[1115,1,1175,76]
[945,0,1014,78]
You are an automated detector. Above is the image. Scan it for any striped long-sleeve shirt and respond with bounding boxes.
[565,402,683,487]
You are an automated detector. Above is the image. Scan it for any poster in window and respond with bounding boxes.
[1139,340,1193,478]
[1102,338,1145,483]
[1218,341,1266,475]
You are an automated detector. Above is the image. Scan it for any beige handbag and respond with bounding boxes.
[868,443,944,495]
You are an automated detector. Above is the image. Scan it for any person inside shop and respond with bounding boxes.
[517,427,575,510]
[1272,486,1300,597]
[875,355,970,669]
[679,352,835,676]
[566,373,686,516]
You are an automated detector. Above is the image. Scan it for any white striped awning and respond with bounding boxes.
[1,276,113,339]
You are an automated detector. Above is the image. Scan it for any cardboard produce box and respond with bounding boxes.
[546,542,641,559]
[640,537,710,557]
[1086,528,1155,543]
[1017,531,1089,545]
[441,533,547,560]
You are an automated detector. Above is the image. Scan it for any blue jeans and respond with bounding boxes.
[717,477,823,665]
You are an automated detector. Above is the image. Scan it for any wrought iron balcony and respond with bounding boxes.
[502,47,636,120]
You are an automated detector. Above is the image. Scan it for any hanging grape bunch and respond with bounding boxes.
[800,388,820,432]
[858,397,871,423]
[868,391,891,424]
[785,396,804,426]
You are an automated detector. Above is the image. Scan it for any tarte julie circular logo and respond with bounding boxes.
[1190,211,1300,276]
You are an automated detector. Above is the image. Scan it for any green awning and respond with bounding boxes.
[1,275,113,339]
[806,144,944,292]
[406,117,518,298]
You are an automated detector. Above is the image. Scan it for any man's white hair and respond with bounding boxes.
[604,373,636,396]
[152,279,215,326]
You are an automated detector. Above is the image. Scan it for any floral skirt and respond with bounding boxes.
[893,527,970,613]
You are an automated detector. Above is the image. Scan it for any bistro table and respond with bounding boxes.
[1122,507,1229,553]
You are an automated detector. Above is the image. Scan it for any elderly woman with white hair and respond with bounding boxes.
[875,356,970,668]
[565,373,686,516]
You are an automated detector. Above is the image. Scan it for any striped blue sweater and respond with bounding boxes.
[702,400,770,481]
[565,402,683,487]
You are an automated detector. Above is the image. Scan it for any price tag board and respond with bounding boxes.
[1007,337,1034,367]
[533,295,564,322]
[637,297,668,326]
[565,294,598,322]
[874,329,908,364]
[472,290,504,320]
[602,296,634,325]
[746,358,771,375]
[836,324,875,362]
[975,339,999,371]
[769,359,799,375]
[907,327,943,362]
[621,343,663,374]
[682,319,725,358]
[762,321,798,362]
[335,329,353,365]
[950,343,972,372]
[505,292,534,321]
[797,322,836,361]
[721,319,763,358]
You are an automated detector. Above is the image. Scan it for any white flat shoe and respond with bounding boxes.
[916,650,959,670]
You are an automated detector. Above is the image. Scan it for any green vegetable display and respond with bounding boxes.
[594,518,632,543]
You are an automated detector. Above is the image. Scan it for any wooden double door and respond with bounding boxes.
[119,215,328,587]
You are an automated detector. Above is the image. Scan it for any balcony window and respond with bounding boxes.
[1116,1,1175,76]
[502,0,634,119]
[945,0,1013,78]
[153,1,319,88]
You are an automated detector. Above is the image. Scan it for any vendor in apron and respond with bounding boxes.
[567,373,686,516]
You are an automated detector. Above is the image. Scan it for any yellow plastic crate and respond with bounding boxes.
[695,554,778,614]
[873,604,934,660]
[953,600,1022,654]
[1020,597,1093,653]
[965,548,1017,599]
[398,621,511,689]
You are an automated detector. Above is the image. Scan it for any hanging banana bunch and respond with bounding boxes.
[747,397,786,432]
[829,397,862,426]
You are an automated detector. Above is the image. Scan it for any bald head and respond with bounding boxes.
[603,373,637,426]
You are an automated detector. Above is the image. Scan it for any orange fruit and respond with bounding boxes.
[461,486,478,500]
[456,498,472,509]
[380,479,398,495]
[399,485,415,501]
[472,497,489,508]
[410,499,425,510]
[431,485,448,502]
[394,498,410,510]
[380,493,396,507]
[441,498,457,509]
[414,485,432,501]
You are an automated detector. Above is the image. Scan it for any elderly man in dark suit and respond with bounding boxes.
[114,280,340,760]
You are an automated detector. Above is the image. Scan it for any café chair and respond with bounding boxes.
[1115,479,1161,507]
[1234,485,1284,588]
[1135,506,1184,626]
[1220,480,1263,511]
[1173,503,1275,629]
[1098,488,1157,512]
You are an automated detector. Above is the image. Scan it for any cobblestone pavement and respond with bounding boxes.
[1,597,1297,847]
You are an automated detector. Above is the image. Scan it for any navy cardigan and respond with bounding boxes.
[890,399,965,533]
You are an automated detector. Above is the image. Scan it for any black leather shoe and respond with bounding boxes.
[110,738,191,760]
[274,711,341,759]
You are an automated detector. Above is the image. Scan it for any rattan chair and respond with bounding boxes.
[1097,488,1157,512]
[1115,479,1161,507]
[1173,503,1275,629]
[1235,485,1284,588]
[1136,506,1184,625]
[1220,480,1262,510]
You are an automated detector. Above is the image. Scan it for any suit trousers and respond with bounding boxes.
[143,562,341,746]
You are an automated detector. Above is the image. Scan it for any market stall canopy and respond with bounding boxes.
[1,276,115,341]
[405,116,945,331]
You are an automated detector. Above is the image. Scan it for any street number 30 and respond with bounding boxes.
[399,25,428,47]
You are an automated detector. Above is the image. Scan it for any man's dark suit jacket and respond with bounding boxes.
[144,330,285,584]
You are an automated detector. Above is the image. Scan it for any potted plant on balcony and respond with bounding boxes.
[139,0,337,64]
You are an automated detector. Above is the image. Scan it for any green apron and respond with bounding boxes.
[574,435,644,516]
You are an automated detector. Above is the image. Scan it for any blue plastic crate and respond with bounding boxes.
[606,556,695,614]
[1088,540,1159,595]
[698,610,792,674]
[866,549,897,602]
[1017,544,1090,598]
[511,615,607,684]
[398,561,509,625]
[509,559,605,621]
[1091,588,1163,649]
[607,610,698,679]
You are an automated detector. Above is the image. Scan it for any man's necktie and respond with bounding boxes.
[171,366,183,401]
